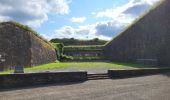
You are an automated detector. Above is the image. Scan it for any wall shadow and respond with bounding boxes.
[0,81,85,92]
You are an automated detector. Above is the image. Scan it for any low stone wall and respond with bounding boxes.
[108,68,170,78]
[0,71,87,89]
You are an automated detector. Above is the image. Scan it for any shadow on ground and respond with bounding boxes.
[161,72,170,77]
[0,81,85,92]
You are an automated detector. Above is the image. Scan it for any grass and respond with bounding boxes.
[0,61,159,74]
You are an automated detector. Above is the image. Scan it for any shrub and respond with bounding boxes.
[60,55,73,61]
[52,43,64,60]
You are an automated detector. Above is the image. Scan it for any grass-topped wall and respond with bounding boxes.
[6,21,52,46]
[0,21,57,71]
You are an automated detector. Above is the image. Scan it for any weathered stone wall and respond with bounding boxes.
[0,22,57,71]
[0,23,31,70]
[30,33,57,66]
[108,68,170,78]
[104,0,170,66]
[0,71,87,89]
[64,50,103,57]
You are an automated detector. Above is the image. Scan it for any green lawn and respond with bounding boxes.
[0,61,156,74]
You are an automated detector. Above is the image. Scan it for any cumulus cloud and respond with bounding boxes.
[71,17,86,23]
[96,0,160,26]
[52,0,160,40]
[0,0,71,26]
[52,21,122,40]
[53,24,100,40]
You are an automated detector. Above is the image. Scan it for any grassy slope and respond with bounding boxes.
[0,62,156,74]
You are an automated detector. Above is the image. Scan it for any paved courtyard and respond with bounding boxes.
[0,73,170,100]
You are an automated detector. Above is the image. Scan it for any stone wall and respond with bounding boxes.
[0,71,87,89]
[104,0,170,66]
[0,22,57,71]
[30,33,57,66]
[108,68,170,78]
[64,50,103,57]
[0,23,31,70]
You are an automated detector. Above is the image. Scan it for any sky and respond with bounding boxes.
[0,0,161,40]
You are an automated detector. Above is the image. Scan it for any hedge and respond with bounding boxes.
[50,38,108,46]
[64,45,104,51]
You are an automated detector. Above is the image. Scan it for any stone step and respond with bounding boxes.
[88,75,108,77]
[88,73,108,76]
[87,73,109,80]
[88,77,110,80]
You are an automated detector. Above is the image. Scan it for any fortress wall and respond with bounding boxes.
[30,33,57,66]
[104,0,170,66]
[0,23,31,70]
[0,22,57,71]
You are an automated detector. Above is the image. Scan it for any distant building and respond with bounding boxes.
[0,22,57,71]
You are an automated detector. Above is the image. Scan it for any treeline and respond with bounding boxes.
[64,45,104,51]
[50,38,108,46]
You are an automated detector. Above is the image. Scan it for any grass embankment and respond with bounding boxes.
[0,62,157,74]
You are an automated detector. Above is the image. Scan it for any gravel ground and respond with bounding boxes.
[0,73,170,100]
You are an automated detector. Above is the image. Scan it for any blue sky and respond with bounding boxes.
[0,0,160,40]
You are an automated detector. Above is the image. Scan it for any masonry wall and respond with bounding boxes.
[30,33,57,66]
[0,22,57,71]
[104,0,170,66]
[0,71,87,89]
[64,50,103,57]
[0,23,31,70]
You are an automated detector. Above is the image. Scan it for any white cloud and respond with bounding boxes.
[0,0,71,27]
[51,0,161,40]
[143,0,161,5]
[96,0,160,26]
[53,25,98,40]
[47,0,71,14]
[52,21,122,40]
[71,17,86,23]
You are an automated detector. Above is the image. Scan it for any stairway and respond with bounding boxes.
[87,73,110,80]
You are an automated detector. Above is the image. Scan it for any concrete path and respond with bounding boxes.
[28,68,109,74]
[0,73,170,100]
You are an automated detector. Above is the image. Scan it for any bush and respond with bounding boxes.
[52,43,64,60]
[60,55,73,61]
